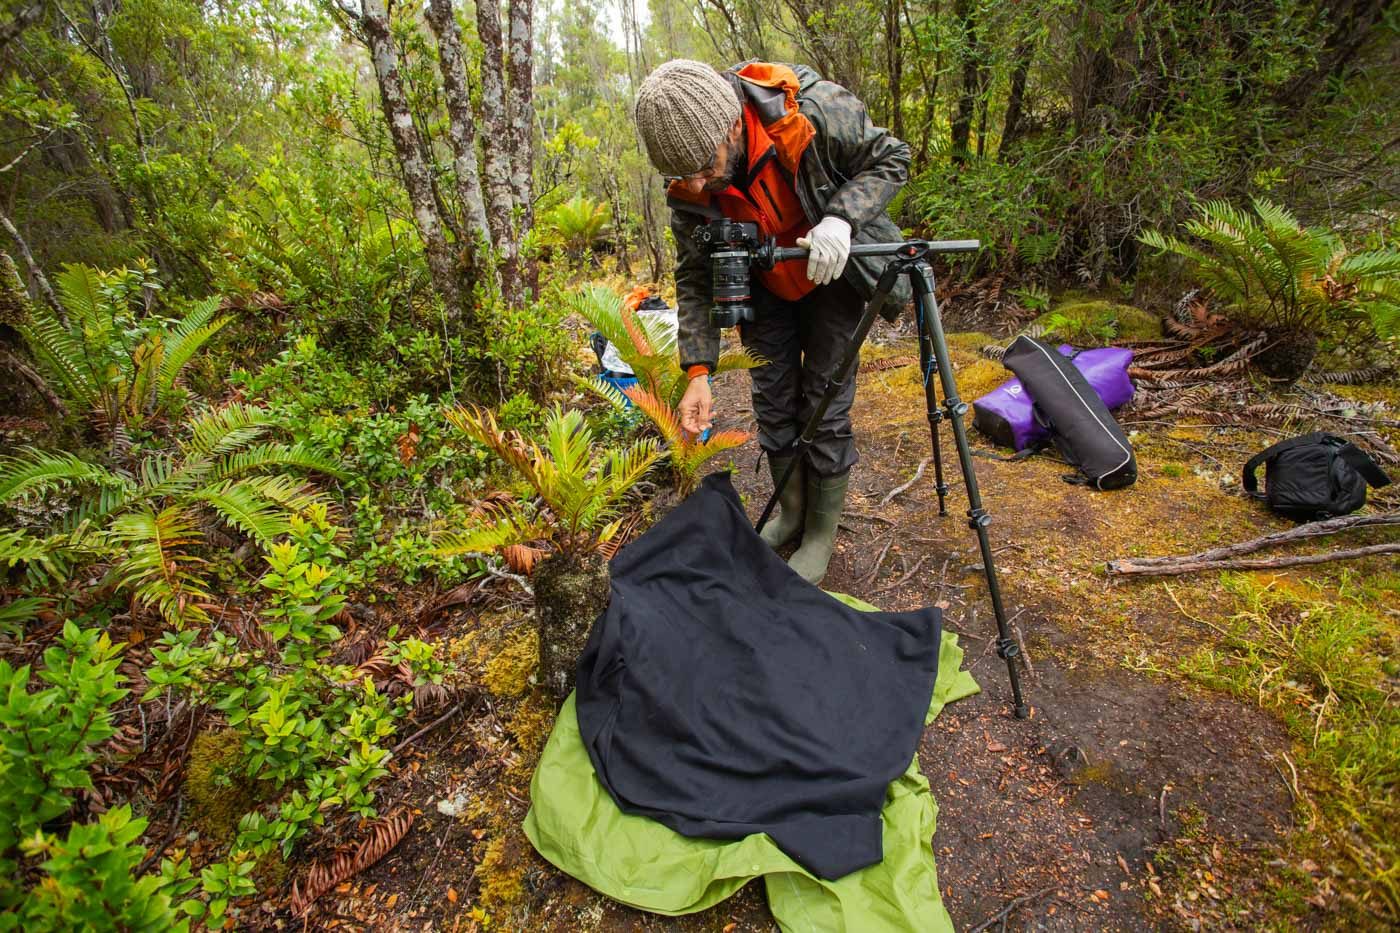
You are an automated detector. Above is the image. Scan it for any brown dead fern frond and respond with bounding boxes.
[290,810,414,916]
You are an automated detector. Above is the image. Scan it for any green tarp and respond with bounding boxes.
[524,592,980,932]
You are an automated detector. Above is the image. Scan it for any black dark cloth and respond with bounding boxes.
[575,471,942,880]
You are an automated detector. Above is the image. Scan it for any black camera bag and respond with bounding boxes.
[1243,433,1390,520]
[1001,336,1137,489]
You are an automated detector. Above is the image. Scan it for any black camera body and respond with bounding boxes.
[692,219,779,328]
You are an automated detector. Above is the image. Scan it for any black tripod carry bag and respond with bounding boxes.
[1243,433,1391,520]
[1001,336,1137,490]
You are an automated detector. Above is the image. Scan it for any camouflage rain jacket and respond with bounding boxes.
[668,61,912,372]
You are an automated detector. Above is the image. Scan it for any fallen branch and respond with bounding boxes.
[1109,542,1400,577]
[879,457,930,507]
[1107,511,1398,575]
[859,532,896,586]
[969,886,1057,933]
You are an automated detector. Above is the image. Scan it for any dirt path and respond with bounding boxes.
[708,334,1293,930]
[331,326,1395,931]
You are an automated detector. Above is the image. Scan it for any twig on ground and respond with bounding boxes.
[846,511,896,525]
[860,532,896,586]
[392,699,469,756]
[968,887,1057,933]
[1013,622,1035,676]
[879,457,930,507]
[1159,784,1171,830]
[136,796,184,877]
[871,554,930,596]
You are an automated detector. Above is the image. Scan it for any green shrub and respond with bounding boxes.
[144,508,447,926]
[0,623,196,930]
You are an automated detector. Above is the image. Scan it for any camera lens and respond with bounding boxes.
[710,249,754,328]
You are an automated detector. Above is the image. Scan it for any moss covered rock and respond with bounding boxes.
[1034,301,1163,345]
[185,729,256,844]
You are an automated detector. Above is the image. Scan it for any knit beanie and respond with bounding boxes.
[634,60,742,177]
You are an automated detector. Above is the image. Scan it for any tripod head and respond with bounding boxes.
[693,217,979,328]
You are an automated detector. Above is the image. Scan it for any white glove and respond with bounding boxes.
[795,216,851,286]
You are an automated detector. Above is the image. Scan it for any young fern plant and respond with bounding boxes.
[1139,198,1400,379]
[586,378,749,497]
[566,284,756,494]
[0,403,344,626]
[436,404,661,562]
[15,262,232,437]
[437,404,662,700]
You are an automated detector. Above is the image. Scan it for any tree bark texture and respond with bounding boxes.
[424,0,491,248]
[474,0,518,263]
[359,0,463,318]
[999,37,1035,160]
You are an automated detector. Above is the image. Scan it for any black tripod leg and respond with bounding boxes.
[913,262,1030,719]
[915,298,950,516]
[756,264,904,534]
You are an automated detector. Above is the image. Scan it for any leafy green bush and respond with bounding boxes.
[144,507,446,926]
[0,403,343,626]
[0,623,196,930]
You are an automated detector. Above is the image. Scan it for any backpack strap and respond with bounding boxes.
[1242,432,1329,497]
[1337,443,1393,489]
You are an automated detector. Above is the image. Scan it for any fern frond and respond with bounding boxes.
[433,514,549,557]
[105,505,210,625]
[183,403,274,459]
[0,448,126,502]
[158,298,233,396]
[193,480,294,544]
[621,385,683,447]
[210,442,346,481]
[574,374,632,413]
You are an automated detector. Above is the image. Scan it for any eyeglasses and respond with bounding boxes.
[661,148,719,184]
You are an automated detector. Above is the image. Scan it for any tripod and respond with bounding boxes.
[753,239,1030,719]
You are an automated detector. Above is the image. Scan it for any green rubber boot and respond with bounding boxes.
[759,454,805,550]
[788,469,849,585]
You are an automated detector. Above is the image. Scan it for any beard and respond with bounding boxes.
[702,138,745,191]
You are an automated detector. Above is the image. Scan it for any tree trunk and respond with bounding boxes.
[998,38,1035,161]
[505,0,536,298]
[903,0,941,171]
[885,0,904,143]
[950,0,979,164]
[0,206,66,326]
[475,0,519,292]
[359,0,463,320]
[424,0,491,252]
[532,551,610,702]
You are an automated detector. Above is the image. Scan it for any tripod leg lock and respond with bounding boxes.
[996,637,1021,661]
[942,399,969,418]
[926,408,945,424]
[966,507,992,530]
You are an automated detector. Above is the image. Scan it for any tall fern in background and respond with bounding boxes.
[540,195,611,260]
[0,404,343,627]
[16,262,231,438]
[1140,198,1400,377]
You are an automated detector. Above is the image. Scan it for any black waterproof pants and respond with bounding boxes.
[737,277,862,478]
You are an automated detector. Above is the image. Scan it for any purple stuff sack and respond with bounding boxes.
[972,345,1134,450]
